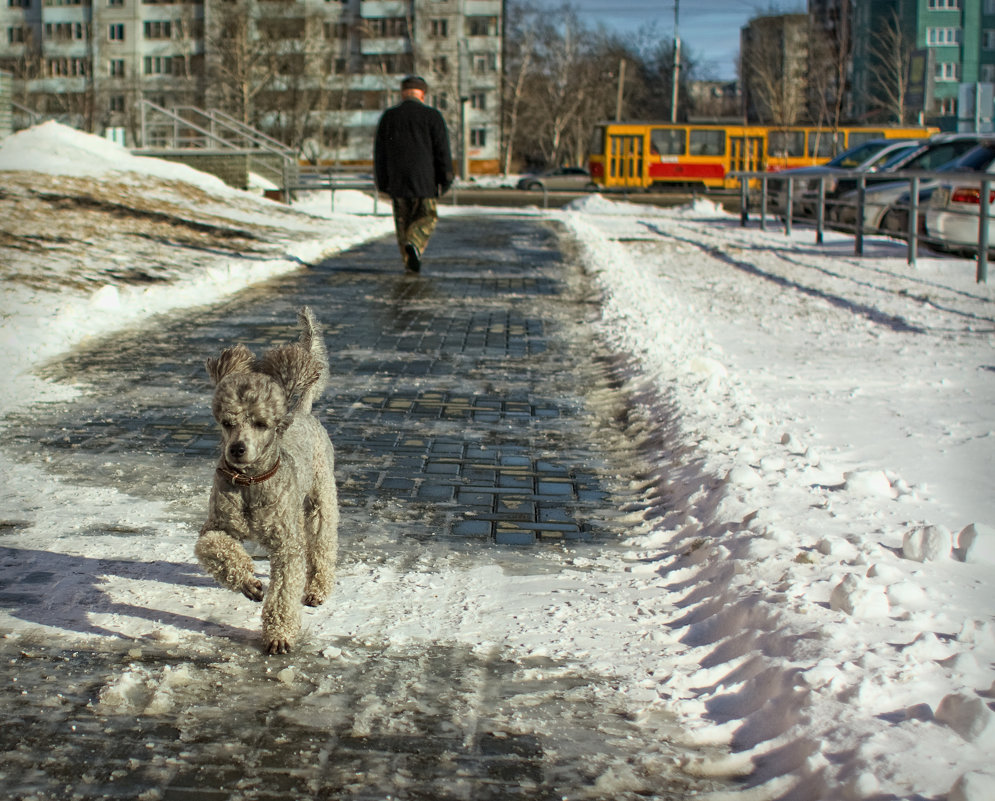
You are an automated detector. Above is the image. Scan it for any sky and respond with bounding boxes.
[1,123,994,800]
[535,0,806,81]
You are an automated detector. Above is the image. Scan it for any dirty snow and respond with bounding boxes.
[1,122,994,800]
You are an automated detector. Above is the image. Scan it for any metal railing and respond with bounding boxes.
[732,169,993,284]
[137,100,297,196]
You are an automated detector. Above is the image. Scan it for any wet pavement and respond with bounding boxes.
[0,217,732,799]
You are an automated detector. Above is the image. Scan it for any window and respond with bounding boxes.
[109,58,125,76]
[8,0,30,7]
[470,128,486,147]
[366,17,406,36]
[45,22,87,41]
[982,64,995,82]
[927,0,960,7]
[467,16,496,36]
[938,97,957,115]
[985,29,995,49]
[429,18,448,37]
[433,91,448,110]
[7,26,27,43]
[469,91,486,110]
[432,55,448,73]
[109,23,124,40]
[144,20,172,39]
[324,21,349,39]
[46,57,88,76]
[689,129,725,156]
[650,128,685,156]
[472,53,496,73]
[109,94,125,112]
[768,130,805,158]
[935,62,961,80]
[108,0,123,5]
[987,0,995,13]
[926,27,962,45]
[144,55,182,74]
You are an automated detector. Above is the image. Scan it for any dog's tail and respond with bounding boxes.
[296,306,329,414]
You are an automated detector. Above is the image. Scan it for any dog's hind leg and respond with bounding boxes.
[195,529,264,602]
[303,455,338,607]
[261,543,306,654]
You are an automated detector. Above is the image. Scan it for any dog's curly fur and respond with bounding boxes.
[196,307,338,654]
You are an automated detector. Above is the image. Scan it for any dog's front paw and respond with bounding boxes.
[302,591,325,607]
[241,578,264,602]
[265,636,293,655]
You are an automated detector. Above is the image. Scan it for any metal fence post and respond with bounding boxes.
[740,175,748,226]
[855,175,865,256]
[907,176,919,268]
[979,179,991,284]
[784,177,792,236]
[815,175,825,245]
[760,176,768,232]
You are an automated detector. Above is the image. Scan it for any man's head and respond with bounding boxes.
[401,75,428,100]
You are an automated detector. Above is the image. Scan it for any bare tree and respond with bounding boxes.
[741,16,808,126]
[807,0,852,133]
[868,9,914,124]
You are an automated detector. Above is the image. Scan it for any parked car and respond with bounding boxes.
[516,167,597,192]
[773,138,921,217]
[924,159,995,254]
[863,142,995,239]
[831,134,985,231]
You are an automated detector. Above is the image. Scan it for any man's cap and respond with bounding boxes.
[401,75,429,93]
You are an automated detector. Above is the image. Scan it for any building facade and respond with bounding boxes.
[739,14,810,124]
[0,0,503,170]
[851,0,994,126]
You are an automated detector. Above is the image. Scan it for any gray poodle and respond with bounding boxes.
[195,307,338,654]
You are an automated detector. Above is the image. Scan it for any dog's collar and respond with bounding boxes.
[217,458,281,486]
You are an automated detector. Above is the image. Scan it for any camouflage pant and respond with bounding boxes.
[391,197,438,261]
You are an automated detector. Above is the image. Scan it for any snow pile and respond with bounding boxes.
[554,208,995,799]
[1,122,993,799]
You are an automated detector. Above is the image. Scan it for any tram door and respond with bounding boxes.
[730,136,764,174]
[608,134,644,188]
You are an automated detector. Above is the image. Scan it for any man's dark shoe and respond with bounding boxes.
[404,243,421,273]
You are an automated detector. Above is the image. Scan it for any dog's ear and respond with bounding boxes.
[257,344,322,412]
[206,343,256,386]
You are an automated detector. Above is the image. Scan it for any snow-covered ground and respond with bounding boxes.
[1,122,993,800]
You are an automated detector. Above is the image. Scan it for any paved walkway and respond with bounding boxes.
[0,218,729,799]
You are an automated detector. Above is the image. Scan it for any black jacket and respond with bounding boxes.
[374,99,454,199]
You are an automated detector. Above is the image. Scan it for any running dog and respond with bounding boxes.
[195,307,338,654]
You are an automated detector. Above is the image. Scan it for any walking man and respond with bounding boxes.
[374,75,454,274]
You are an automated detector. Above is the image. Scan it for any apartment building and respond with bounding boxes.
[0,0,503,170]
[851,0,994,125]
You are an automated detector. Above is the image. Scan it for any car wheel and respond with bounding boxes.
[527,182,543,191]
[584,182,597,191]
[879,209,908,236]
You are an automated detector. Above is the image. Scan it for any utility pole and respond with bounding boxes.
[615,58,626,120]
[670,0,680,123]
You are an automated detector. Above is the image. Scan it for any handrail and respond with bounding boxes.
[731,168,993,284]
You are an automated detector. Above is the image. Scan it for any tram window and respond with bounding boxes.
[808,131,840,158]
[689,129,725,156]
[847,131,885,148]
[650,128,685,156]
[768,130,804,158]
[590,125,606,155]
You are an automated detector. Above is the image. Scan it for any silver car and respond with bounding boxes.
[832,135,985,232]
[516,167,597,192]
[924,153,995,253]
[773,139,920,217]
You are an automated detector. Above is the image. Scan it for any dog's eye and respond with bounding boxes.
[221,420,235,429]
[252,419,269,430]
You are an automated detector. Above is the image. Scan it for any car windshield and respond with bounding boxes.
[826,141,892,169]
[940,144,995,171]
